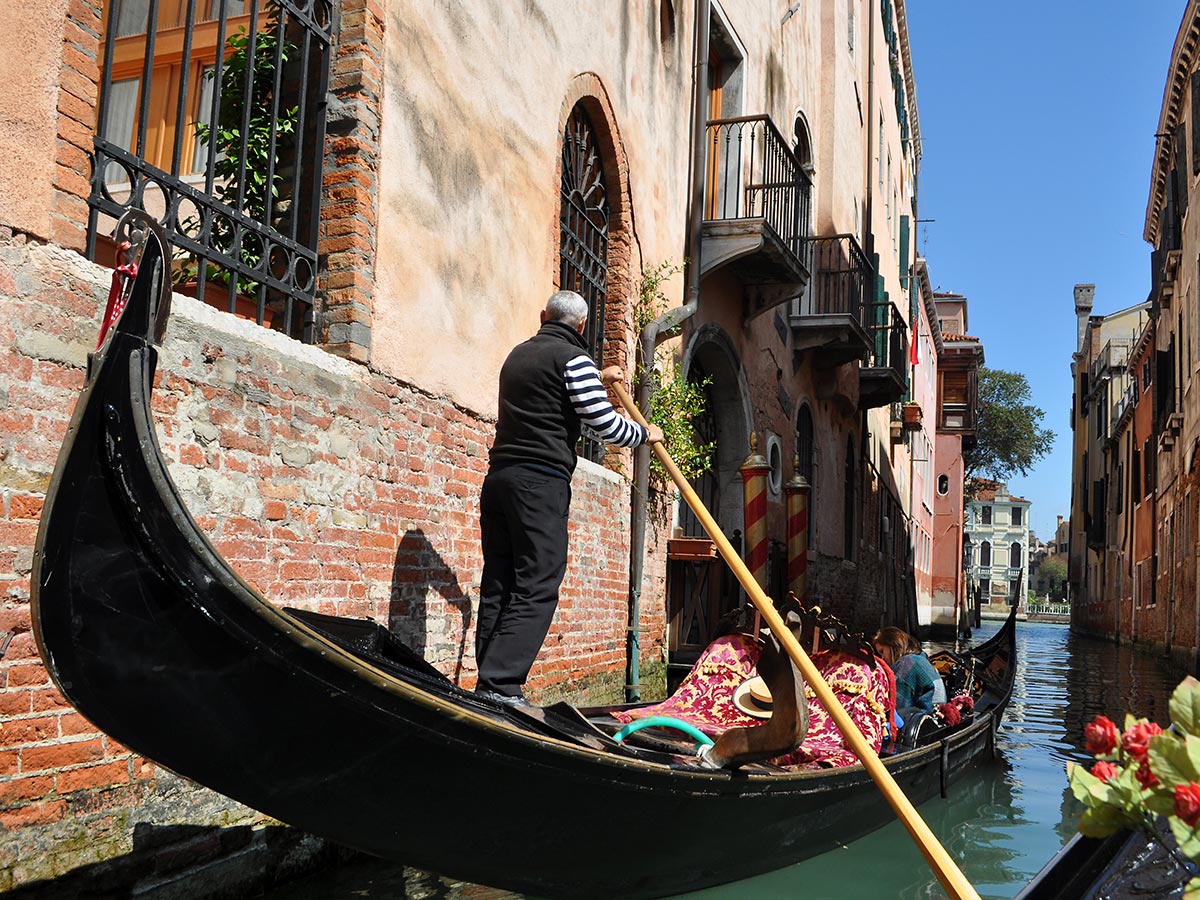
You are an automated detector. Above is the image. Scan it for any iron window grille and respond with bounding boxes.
[88,0,333,342]
[559,104,611,464]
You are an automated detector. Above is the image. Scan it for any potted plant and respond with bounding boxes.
[901,401,923,429]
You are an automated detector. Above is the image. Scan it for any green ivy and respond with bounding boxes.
[634,260,713,484]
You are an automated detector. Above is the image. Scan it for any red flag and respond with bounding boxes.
[909,325,920,367]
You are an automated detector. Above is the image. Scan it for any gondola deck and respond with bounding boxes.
[31,215,1018,899]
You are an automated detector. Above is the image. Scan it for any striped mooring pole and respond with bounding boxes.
[784,455,810,604]
[739,434,771,611]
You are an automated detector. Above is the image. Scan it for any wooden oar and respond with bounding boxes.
[613,382,981,900]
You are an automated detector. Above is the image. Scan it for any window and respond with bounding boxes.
[90,0,333,340]
[1009,541,1021,569]
[1144,436,1155,496]
[980,540,991,567]
[1012,506,1023,527]
[796,404,815,490]
[982,505,992,525]
[560,104,612,463]
[1143,359,1153,393]
[980,578,990,597]
[937,473,949,495]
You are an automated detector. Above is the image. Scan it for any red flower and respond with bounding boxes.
[1090,761,1118,782]
[1085,716,1120,755]
[939,704,961,726]
[1175,783,1200,827]
[1135,760,1159,789]
[1122,722,1164,761]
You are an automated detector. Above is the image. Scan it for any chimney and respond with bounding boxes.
[1057,514,1064,527]
[1074,284,1095,353]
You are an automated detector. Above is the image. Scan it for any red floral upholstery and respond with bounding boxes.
[612,633,894,769]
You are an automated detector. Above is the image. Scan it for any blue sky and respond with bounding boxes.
[905,2,1186,542]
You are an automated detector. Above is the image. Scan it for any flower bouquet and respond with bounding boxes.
[1069,676,1200,897]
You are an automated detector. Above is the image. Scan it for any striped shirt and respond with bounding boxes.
[564,355,648,448]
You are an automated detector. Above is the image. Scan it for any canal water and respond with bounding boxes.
[264,621,1189,900]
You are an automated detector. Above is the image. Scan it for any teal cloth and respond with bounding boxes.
[891,652,946,721]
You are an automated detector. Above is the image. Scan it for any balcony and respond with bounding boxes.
[859,301,908,409]
[700,115,812,320]
[789,234,873,367]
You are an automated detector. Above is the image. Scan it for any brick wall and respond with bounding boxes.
[0,233,666,889]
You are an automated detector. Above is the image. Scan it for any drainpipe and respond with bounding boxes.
[625,0,709,702]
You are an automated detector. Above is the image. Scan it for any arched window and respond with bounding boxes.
[844,435,856,559]
[796,405,815,485]
[980,540,991,567]
[1010,541,1021,569]
[559,104,611,462]
[937,474,949,495]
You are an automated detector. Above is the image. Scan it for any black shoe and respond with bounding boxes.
[475,687,531,708]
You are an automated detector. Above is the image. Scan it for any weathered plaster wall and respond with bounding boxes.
[0,0,70,241]
[373,0,694,413]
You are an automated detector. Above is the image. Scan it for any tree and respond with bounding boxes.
[964,367,1055,484]
[1035,556,1068,601]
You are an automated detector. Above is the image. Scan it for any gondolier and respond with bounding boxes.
[474,290,663,706]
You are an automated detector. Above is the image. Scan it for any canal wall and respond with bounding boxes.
[0,233,669,891]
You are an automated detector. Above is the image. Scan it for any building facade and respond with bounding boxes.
[965,482,1031,612]
[928,289,982,636]
[0,0,961,891]
[1067,289,1150,636]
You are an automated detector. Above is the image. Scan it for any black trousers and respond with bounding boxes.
[475,465,571,696]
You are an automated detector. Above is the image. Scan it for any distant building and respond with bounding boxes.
[1067,285,1150,637]
[925,282,983,637]
[965,481,1031,610]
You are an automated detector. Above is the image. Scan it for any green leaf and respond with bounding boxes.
[1170,816,1200,861]
[1184,876,1200,900]
[1143,790,1177,816]
[1149,733,1199,790]
[1172,677,1200,736]
[1077,803,1136,837]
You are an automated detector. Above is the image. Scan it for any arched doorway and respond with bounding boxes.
[680,328,750,542]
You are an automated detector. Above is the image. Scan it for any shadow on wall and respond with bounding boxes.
[388,528,474,685]
[1,821,351,900]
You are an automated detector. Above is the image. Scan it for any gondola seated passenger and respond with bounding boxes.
[871,626,947,724]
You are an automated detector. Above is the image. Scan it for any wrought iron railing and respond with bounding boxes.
[88,0,333,342]
[864,300,908,381]
[796,233,873,318]
[704,115,813,268]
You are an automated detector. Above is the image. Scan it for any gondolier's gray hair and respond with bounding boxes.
[545,290,588,327]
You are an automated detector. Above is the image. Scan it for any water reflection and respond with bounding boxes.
[264,622,1189,900]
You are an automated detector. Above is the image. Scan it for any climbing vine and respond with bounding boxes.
[635,261,713,484]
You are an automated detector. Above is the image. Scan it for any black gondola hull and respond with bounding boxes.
[32,223,1017,899]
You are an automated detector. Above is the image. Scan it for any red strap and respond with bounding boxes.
[97,243,137,348]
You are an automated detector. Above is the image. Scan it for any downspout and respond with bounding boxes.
[626,0,709,702]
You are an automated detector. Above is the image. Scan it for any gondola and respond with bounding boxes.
[1015,830,1189,900]
[31,215,1018,900]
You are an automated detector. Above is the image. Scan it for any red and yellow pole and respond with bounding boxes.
[739,433,771,592]
[784,455,810,604]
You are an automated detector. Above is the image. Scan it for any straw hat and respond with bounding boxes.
[732,675,773,719]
